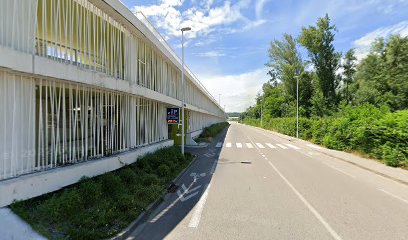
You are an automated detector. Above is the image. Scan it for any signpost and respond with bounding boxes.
[167,107,180,124]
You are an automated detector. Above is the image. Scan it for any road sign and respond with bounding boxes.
[167,107,180,124]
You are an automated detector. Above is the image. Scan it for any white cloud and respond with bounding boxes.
[195,50,226,57]
[132,0,262,41]
[255,0,269,19]
[198,68,269,112]
[353,20,408,60]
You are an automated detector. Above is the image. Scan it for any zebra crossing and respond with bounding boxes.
[216,142,308,150]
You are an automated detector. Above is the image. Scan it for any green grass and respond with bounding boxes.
[10,146,193,240]
[196,122,229,142]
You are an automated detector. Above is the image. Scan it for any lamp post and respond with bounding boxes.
[181,27,191,156]
[295,75,299,138]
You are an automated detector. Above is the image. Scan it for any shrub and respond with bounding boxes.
[243,105,408,168]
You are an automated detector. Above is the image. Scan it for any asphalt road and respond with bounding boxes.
[128,122,408,240]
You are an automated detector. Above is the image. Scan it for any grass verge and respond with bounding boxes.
[195,122,230,142]
[10,146,193,239]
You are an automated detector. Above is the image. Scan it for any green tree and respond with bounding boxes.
[353,35,408,110]
[266,34,304,101]
[298,14,341,110]
[342,49,357,103]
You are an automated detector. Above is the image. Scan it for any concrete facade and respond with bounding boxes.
[0,0,225,206]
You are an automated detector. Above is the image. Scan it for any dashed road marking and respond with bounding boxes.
[246,143,254,148]
[276,144,288,149]
[236,143,243,148]
[379,189,408,205]
[267,161,343,240]
[322,162,356,179]
[226,142,232,148]
[266,143,276,149]
[256,143,265,148]
[286,144,300,150]
[215,142,223,148]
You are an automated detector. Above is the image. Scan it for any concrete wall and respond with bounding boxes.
[0,140,173,208]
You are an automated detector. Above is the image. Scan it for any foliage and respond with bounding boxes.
[10,146,194,239]
[353,35,408,111]
[242,105,408,168]
[198,122,230,140]
[298,14,342,110]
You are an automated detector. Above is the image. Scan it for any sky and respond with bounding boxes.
[121,0,408,112]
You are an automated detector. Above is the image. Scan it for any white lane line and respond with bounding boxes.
[226,142,232,148]
[267,161,343,240]
[307,144,322,149]
[322,162,356,179]
[379,189,408,205]
[256,143,265,148]
[246,143,254,148]
[266,143,276,149]
[276,144,288,149]
[215,142,222,148]
[188,184,212,228]
[236,143,243,148]
[286,144,300,150]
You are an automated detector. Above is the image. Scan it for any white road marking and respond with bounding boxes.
[276,144,288,149]
[215,142,223,148]
[246,143,253,148]
[322,162,356,179]
[226,142,232,148]
[307,144,322,149]
[256,143,265,148]
[177,184,202,202]
[267,161,343,240]
[266,143,276,149]
[286,144,300,149]
[188,184,212,228]
[236,143,243,148]
[379,189,408,205]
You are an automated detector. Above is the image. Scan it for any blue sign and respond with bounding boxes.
[167,108,180,124]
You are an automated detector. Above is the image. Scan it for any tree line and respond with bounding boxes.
[241,14,408,121]
[240,15,408,167]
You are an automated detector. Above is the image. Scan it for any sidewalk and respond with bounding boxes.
[0,208,45,240]
[248,124,408,186]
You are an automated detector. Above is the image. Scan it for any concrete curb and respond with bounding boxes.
[242,123,408,187]
[110,154,200,240]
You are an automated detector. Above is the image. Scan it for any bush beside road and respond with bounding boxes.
[196,122,230,142]
[242,104,408,168]
[10,146,193,239]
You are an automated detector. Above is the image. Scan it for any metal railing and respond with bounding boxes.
[135,12,223,111]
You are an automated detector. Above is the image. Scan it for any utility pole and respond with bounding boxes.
[180,27,191,155]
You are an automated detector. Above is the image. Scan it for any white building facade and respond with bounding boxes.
[0,0,225,206]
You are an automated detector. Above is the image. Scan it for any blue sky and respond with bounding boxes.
[122,0,408,112]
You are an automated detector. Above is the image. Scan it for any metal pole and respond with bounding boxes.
[260,98,263,128]
[181,31,185,155]
[296,76,299,138]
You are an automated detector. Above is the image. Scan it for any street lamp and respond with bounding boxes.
[181,26,191,156]
[295,75,299,138]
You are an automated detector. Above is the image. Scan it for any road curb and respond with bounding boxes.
[242,123,408,187]
[110,154,200,240]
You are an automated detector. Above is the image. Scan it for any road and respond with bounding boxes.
[128,122,408,240]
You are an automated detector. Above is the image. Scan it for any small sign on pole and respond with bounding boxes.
[167,107,180,124]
